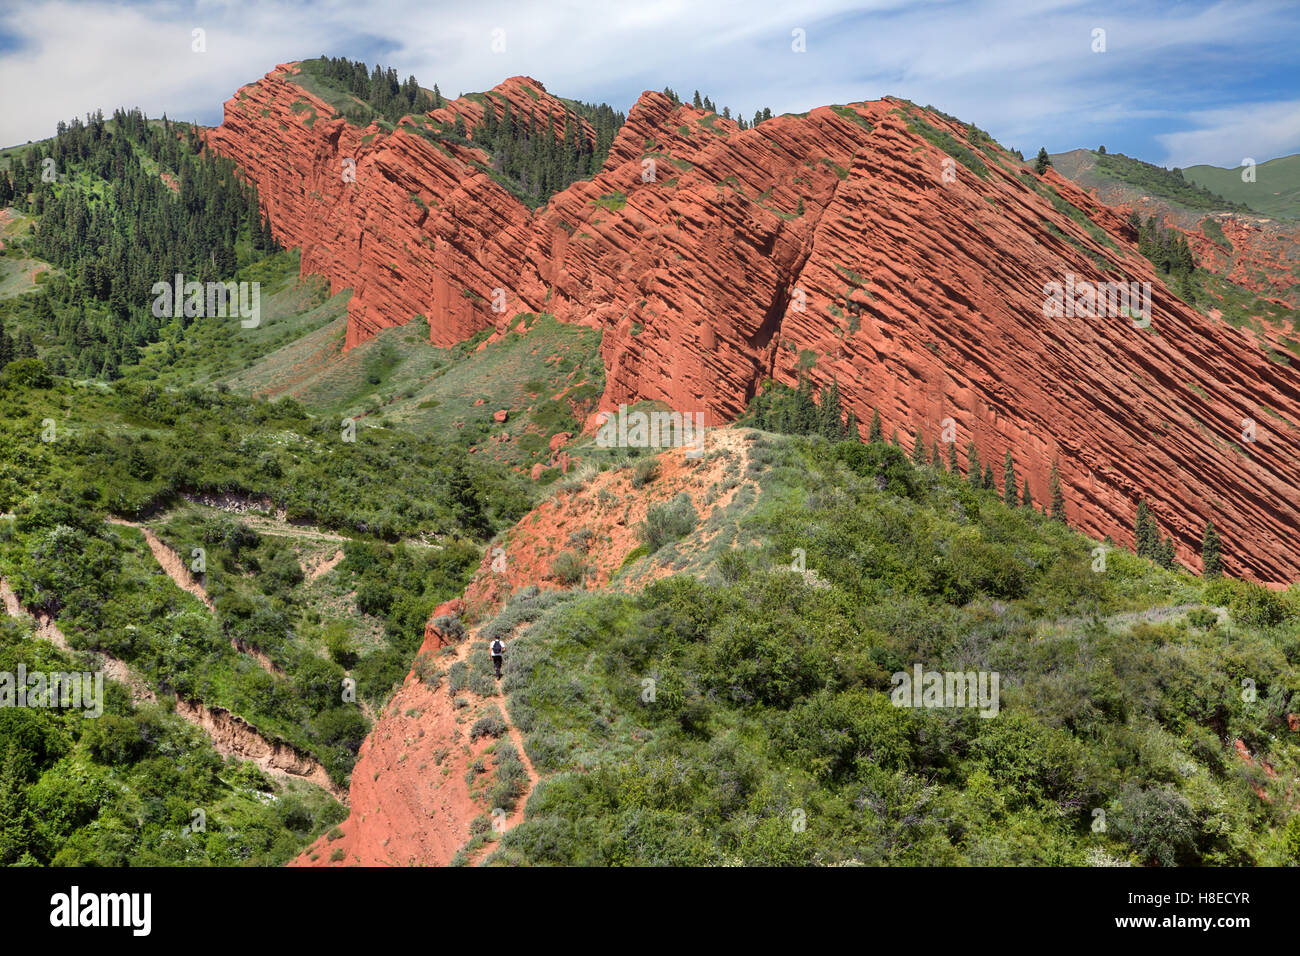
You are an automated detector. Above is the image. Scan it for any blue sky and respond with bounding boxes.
[1,0,1297,168]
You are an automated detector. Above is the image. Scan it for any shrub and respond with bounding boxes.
[1,358,53,389]
[551,550,586,585]
[1205,578,1289,628]
[834,440,919,498]
[431,614,465,642]
[632,458,659,488]
[447,661,469,694]
[717,549,748,584]
[639,493,698,552]
[413,651,441,687]
[489,742,529,811]
[471,708,508,741]
[1112,785,1198,866]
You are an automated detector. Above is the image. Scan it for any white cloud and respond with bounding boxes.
[1155,99,1300,169]
[0,0,1296,166]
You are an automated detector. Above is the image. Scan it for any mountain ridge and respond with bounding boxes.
[204,63,1300,586]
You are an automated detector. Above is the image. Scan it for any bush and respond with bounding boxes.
[639,494,698,553]
[1,358,53,389]
[471,708,508,741]
[631,458,659,488]
[1205,578,1289,628]
[447,661,469,694]
[551,550,586,585]
[413,651,441,687]
[834,440,919,498]
[717,549,747,584]
[431,614,465,642]
[1112,785,1199,866]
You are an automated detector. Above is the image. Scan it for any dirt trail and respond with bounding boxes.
[455,627,540,866]
[295,431,757,866]
[291,620,541,867]
[176,493,440,549]
[0,575,344,802]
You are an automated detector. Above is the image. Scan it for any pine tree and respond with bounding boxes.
[449,456,486,535]
[890,429,900,448]
[0,321,13,371]
[1049,459,1066,521]
[966,441,981,486]
[868,409,883,443]
[1034,147,1051,175]
[947,442,958,474]
[793,374,818,434]
[1201,521,1222,577]
[912,431,927,465]
[1135,501,1154,559]
[1162,535,1176,569]
[982,463,995,490]
[1002,450,1017,506]
[844,409,861,442]
[692,90,703,109]
[931,440,942,470]
[1021,478,1033,509]
[819,378,844,440]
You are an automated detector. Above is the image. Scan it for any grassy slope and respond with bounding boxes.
[1184,154,1300,221]
[0,209,57,300]
[1050,148,1250,214]
[222,308,604,468]
[119,249,351,389]
[485,434,1300,866]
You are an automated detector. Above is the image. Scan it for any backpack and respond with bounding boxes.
[491,640,503,655]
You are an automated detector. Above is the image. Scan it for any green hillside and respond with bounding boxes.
[1184,154,1300,220]
[488,435,1300,866]
[1050,148,1250,214]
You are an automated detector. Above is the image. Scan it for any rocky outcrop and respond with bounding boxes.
[209,67,1300,585]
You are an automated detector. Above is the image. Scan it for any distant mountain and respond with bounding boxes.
[1184,154,1300,221]
[1052,147,1299,221]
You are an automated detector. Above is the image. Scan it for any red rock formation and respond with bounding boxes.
[209,66,1300,585]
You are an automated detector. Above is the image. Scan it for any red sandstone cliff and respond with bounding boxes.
[208,65,1300,585]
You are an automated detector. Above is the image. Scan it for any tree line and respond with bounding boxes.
[744,375,1229,575]
[304,56,439,125]
[466,93,626,207]
[0,108,277,378]
[659,87,775,131]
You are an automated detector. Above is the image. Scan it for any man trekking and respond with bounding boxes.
[490,637,504,679]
